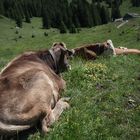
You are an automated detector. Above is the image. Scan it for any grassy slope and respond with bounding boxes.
[0,0,140,140]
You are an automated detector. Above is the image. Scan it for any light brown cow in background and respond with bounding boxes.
[74,40,140,60]
[0,42,74,135]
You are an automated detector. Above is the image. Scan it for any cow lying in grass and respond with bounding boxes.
[74,40,140,60]
[0,42,74,135]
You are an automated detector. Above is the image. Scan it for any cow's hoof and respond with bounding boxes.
[42,126,51,134]
[57,100,70,110]
[59,97,71,102]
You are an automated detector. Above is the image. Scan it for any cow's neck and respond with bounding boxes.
[38,50,59,74]
[49,49,60,74]
[49,49,58,69]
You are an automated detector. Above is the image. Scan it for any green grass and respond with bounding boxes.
[0,1,140,139]
[44,56,140,140]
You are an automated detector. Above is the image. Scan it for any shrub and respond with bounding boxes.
[15,30,19,34]
[69,24,77,33]
[18,35,22,38]
[32,34,35,38]
[44,32,48,36]
[59,21,67,34]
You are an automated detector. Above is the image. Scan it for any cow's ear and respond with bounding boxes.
[59,42,64,47]
[52,42,58,48]
[59,42,67,49]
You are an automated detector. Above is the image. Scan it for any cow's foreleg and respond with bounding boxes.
[51,98,70,123]
[41,98,70,133]
[41,111,54,133]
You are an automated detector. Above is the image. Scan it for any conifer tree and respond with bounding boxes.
[53,11,63,28]
[66,3,74,29]
[91,2,102,26]
[73,14,81,28]
[105,0,112,7]
[59,21,67,34]
[37,0,42,17]
[25,12,31,23]
[16,16,22,28]
[76,0,93,27]
[100,6,110,24]
[42,8,50,29]
[60,0,69,27]
[0,0,4,15]
[86,3,93,27]
[106,7,111,22]
[131,0,140,7]
[69,23,77,33]
[14,1,23,28]
[111,3,121,21]
[17,2,24,19]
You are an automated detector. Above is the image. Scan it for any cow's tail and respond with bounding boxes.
[0,121,31,134]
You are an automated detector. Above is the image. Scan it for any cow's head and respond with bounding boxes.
[49,42,74,73]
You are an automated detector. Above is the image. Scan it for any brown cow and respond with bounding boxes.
[74,40,140,60]
[0,42,74,135]
[73,41,110,60]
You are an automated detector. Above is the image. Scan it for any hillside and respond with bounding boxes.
[0,15,140,61]
[0,0,140,140]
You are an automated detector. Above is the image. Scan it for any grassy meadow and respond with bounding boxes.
[0,1,140,139]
